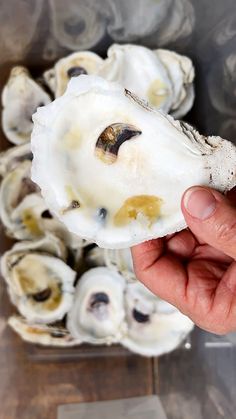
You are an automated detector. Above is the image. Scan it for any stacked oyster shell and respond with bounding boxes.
[0,44,197,356]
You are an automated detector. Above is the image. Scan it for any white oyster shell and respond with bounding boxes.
[0,143,32,178]
[86,246,134,281]
[98,44,173,114]
[0,159,85,249]
[42,68,56,95]
[67,267,126,344]
[1,237,76,323]
[2,66,51,144]
[155,48,195,118]
[54,51,103,97]
[121,282,194,357]
[31,76,236,249]
[8,316,81,347]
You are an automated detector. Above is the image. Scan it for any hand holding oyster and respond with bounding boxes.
[31,75,236,249]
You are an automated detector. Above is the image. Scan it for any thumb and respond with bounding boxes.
[181,186,236,260]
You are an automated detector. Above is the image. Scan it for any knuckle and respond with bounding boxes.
[216,219,236,244]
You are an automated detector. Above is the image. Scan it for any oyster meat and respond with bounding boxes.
[98,44,195,117]
[2,66,51,144]
[8,316,81,347]
[121,282,194,356]
[31,76,236,249]
[1,236,76,323]
[67,267,126,344]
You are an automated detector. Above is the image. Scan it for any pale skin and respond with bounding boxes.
[132,186,236,335]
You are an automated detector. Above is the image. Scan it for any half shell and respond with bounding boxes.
[121,282,194,357]
[54,51,103,97]
[8,315,81,347]
[1,236,76,323]
[67,267,126,344]
[31,76,236,249]
[2,66,51,144]
[0,143,32,178]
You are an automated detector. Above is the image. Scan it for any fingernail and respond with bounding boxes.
[183,187,216,220]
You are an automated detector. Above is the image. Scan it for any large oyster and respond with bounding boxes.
[67,267,126,344]
[98,44,195,117]
[54,51,103,97]
[121,282,194,356]
[31,76,236,249]
[1,236,76,323]
[2,66,51,144]
[0,143,32,178]
[8,316,81,347]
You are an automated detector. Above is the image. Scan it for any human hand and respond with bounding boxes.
[131,186,236,334]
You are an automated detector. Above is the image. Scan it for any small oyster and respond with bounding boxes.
[0,143,32,178]
[42,68,56,95]
[2,66,51,144]
[121,282,194,356]
[8,316,81,347]
[54,51,103,97]
[67,267,126,344]
[1,236,76,323]
[31,76,236,249]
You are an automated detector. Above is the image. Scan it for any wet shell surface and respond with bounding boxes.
[67,267,126,344]
[98,44,195,117]
[1,236,76,323]
[2,66,51,144]
[8,316,81,347]
[31,75,236,249]
[121,282,194,357]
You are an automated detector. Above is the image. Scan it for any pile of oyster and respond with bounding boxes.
[0,44,201,356]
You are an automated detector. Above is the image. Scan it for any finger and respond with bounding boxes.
[131,240,188,307]
[166,229,197,259]
[182,186,236,260]
[193,244,233,264]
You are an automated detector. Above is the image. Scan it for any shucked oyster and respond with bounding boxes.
[121,282,193,357]
[2,66,51,144]
[98,44,195,117]
[67,267,126,344]
[54,51,103,97]
[31,76,236,249]
[8,315,81,347]
[1,236,76,323]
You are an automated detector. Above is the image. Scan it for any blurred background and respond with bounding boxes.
[0,1,235,418]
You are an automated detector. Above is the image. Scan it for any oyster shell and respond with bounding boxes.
[98,44,173,114]
[98,44,195,117]
[49,0,106,51]
[8,316,81,347]
[42,68,56,96]
[121,282,194,356]
[67,267,126,344]
[1,236,76,323]
[2,66,51,144]
[0,159,85,249]
[106,0,171,42]
[86,246,134,281]
[155,49,195,118]
[31,76,236,249]
[0,143,32,178]
[54,51,103,97]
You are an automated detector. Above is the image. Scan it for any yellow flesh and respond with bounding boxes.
[147,79,169,108]
[114,195,162,227]
[22,209,42,236]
